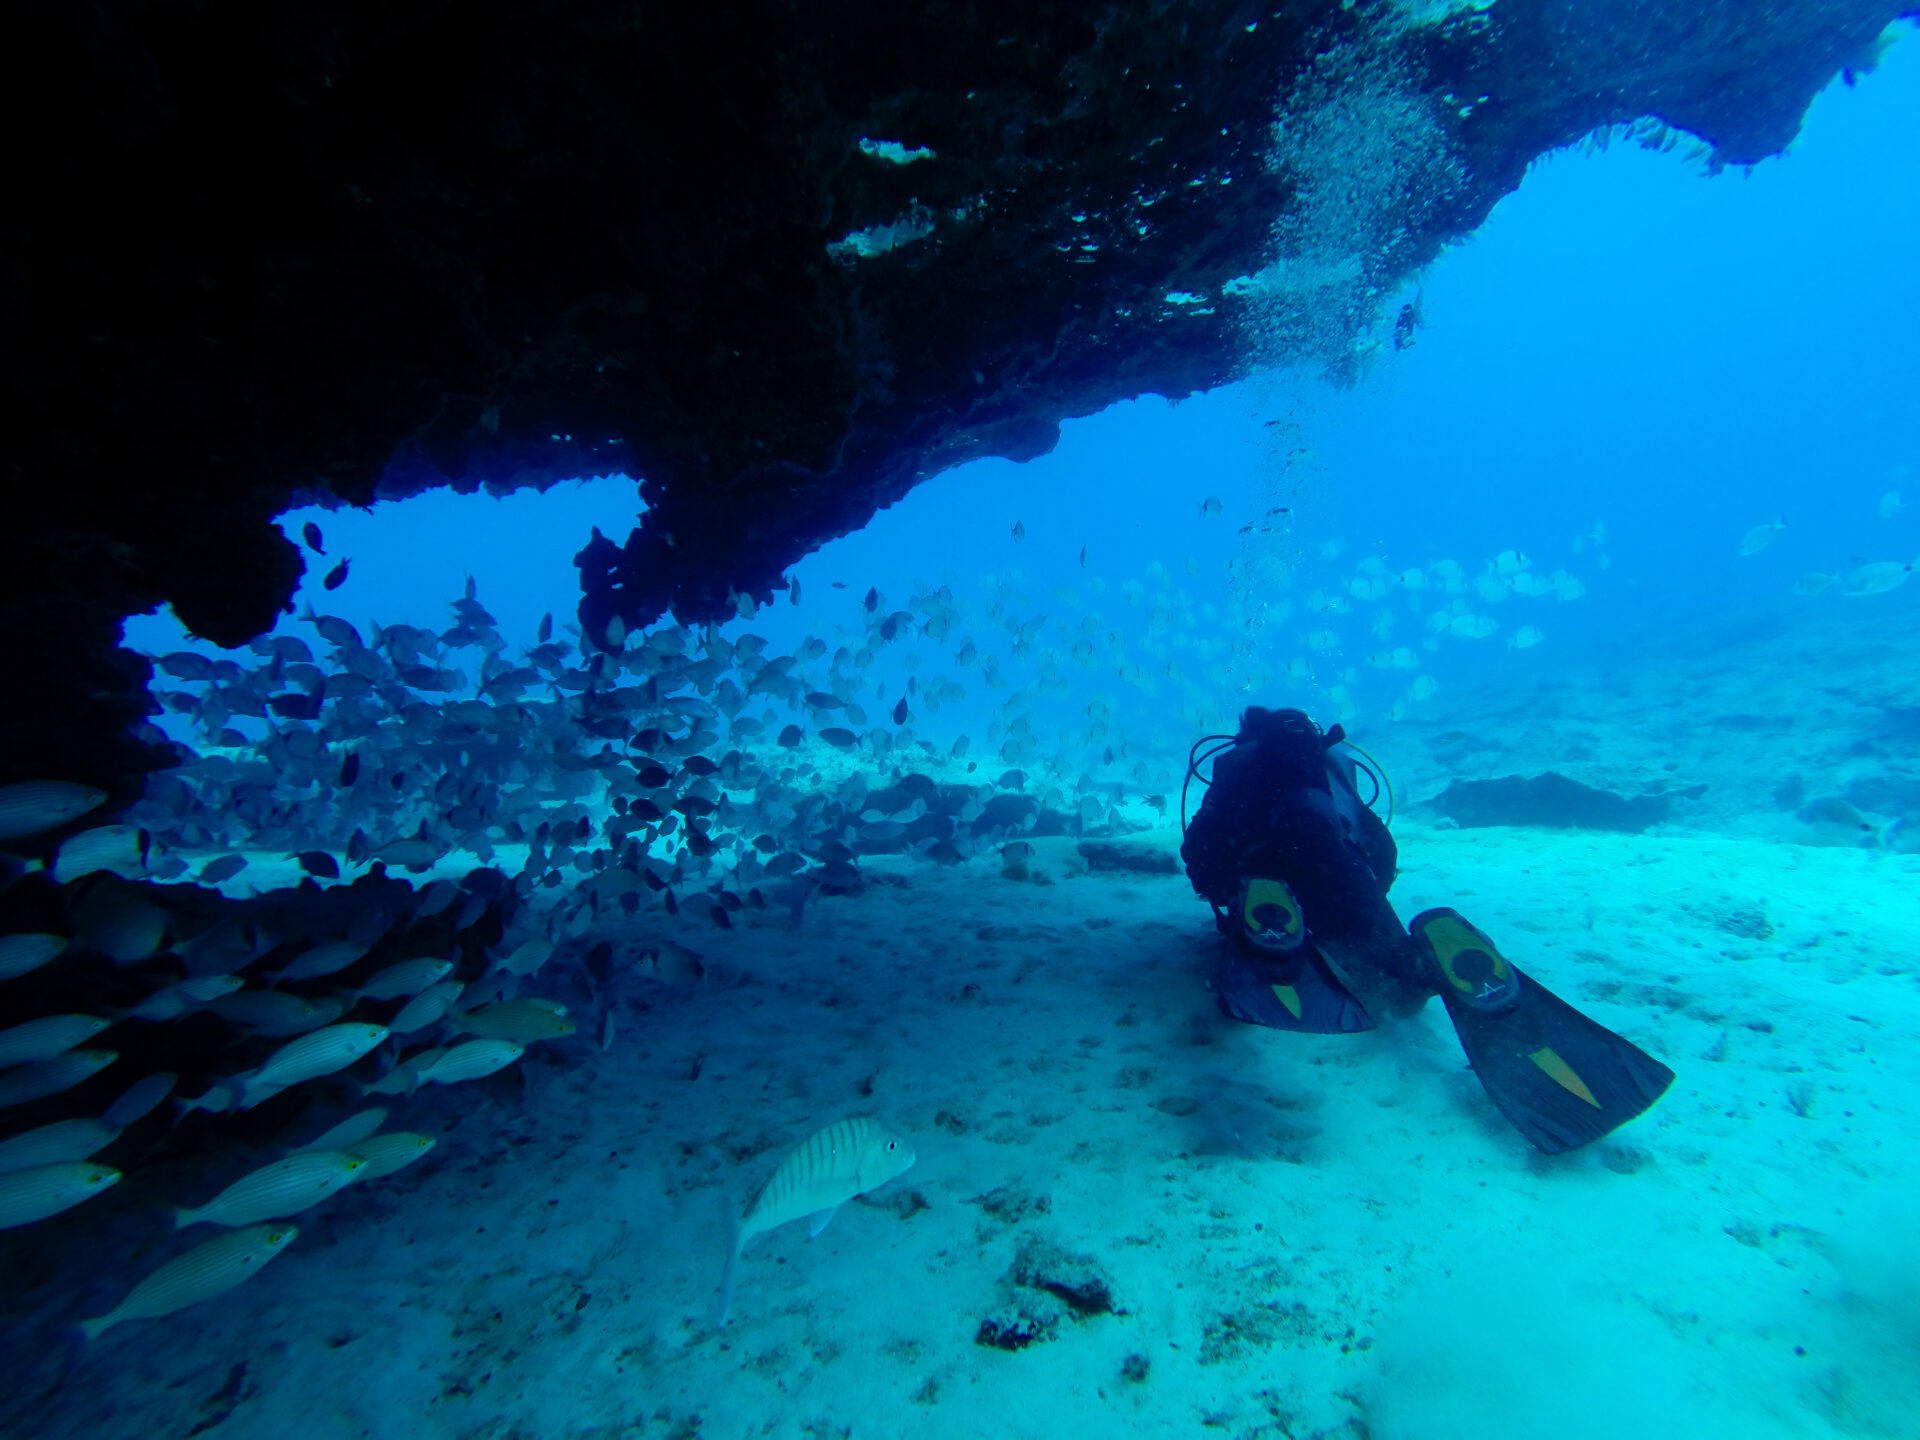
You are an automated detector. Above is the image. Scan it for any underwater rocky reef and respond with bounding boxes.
[6,8,1920,1433]
[6,0,1913,807]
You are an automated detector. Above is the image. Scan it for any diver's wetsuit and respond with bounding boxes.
[1181,707,1430,1021]
[1181,705,1677,1154]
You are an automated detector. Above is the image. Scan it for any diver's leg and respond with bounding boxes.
[1279,830,1432,1019]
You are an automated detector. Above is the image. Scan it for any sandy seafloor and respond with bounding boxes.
[9,591,1920,1440]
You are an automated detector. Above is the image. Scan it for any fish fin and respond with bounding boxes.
[235,1075,282,1111]
[806,1205,840,1239]
[172,1206,197,1229]
[716,1215,743,1328]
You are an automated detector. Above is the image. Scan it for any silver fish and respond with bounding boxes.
[0,1049,117,1108]
[53,825,153,885]
[235,1024,387,1109]
[389,979,464,1035]
[266,940,368,986]
[0,933,67,981]
[207,991,346,1037]
[0,1118,122,1175]
[0,1014,112,1068]
[417,1040,523,1086]
[0,781,107,842]
[103,1072,178,1127]
[130,975,242,1022]
[716,1116,915,1326]
[69,880,169,964]
[355,957,453,1002]
[78,1223,300,1342]
[0,1161,121,1230]
[173,1150,366,1228]
[1841,559,1913,596]
[290,1107,388,1155]
[346,1132,435,1181]
[1738,518,1786,556]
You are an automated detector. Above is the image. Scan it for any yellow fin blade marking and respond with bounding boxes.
[1529,1047,1600,1107]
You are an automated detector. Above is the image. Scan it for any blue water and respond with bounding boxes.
[48,23,1920,1440]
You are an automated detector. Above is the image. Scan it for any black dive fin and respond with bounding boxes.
[1412,908,1674,1154]
[1215,942,1376,1034]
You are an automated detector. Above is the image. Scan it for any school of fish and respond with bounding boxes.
[6,484,1904,1346]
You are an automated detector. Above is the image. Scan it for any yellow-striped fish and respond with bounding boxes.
[289,1107,387,1155]
[357,1048,443,1097]
[389,979,463,1036]
[130,973,243,1022]
[355,957,453,1002]
[0,781,106,842]
[173,1150,366,1228]
[0,1049,117,1108]
[235,1023,386,1108]
[54,825,153,885]
[0,1161,120,1229]
[417,1039,523,1086]
[175,1083,234,1118]
[78,1223,299,1342]
[716,1116,915,1326]
[493,937,554,979]
[449,1000,575,1044]
[0,1117,121,1175]
[104,1071,177,1127]
[207,991,346,1038]
[0,933,68,981]
[266,940,368,987]
[0,1014,112,1068]
[347,1132,435,1180]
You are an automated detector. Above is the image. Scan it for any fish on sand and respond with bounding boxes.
[716,1116,915,1327]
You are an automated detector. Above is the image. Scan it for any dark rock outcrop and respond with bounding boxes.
[1430,772,1673,832]
[1076,838,1181,875]
[6,1,1912,807]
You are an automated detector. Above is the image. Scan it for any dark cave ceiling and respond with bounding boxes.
[4,0,1913,808]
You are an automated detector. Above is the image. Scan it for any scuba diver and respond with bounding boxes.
[1181,706,1673,1154]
